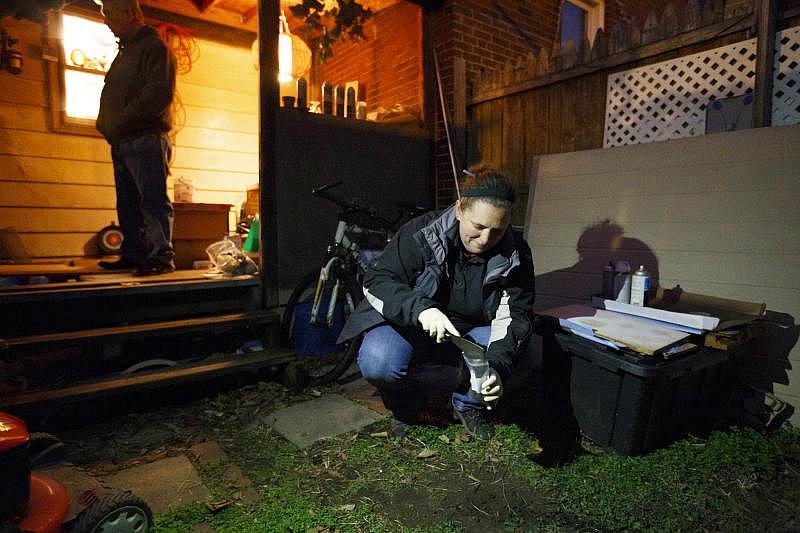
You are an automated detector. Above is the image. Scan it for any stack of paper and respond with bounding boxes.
[540,305,692,356]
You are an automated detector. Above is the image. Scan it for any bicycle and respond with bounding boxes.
[281,181,428,386]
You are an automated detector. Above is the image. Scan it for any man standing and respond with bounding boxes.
[96,0,176,276]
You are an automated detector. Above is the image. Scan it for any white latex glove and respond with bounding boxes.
[418,307,460,343]
[480,368,503,409]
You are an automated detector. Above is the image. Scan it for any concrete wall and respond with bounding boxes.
[274,109,431,294]
[526,124,800,424]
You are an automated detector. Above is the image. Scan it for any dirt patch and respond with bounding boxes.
[56,380,307,475]
[355,466,559,531]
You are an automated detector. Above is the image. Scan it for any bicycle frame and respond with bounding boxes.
[300,180,420,331]
[309,220,365,327]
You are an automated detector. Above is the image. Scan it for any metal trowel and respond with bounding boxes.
[446,334,489,404]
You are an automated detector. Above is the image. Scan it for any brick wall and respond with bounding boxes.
[429,1,556,205]
[314,1,423,116]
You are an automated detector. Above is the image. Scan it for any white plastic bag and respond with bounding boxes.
[205,239,258,276]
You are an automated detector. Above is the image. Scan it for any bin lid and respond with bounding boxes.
[556,331,729,378]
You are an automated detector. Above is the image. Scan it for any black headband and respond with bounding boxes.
[460,186,516,203]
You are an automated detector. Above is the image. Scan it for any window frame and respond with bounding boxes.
[560,0,605,48]
[45,5,114,136]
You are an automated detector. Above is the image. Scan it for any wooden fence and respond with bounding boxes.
[463,0,799,224]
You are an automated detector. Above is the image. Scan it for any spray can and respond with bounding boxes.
[602,261,615,299]
[614,261,631,303]
[630,265,650,306]
[296,77,308,110]
[322,82,333,115]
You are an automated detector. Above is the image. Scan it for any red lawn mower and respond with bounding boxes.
[0,412,153,533]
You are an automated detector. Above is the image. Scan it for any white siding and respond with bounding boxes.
[526,124,800,425]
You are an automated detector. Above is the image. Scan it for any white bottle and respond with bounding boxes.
[630,265,650,306]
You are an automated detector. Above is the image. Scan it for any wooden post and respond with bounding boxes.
[752,0,777,128]
[259,0,280,306]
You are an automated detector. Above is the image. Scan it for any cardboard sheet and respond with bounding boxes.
[652,287,765,330]
[569,310,690,356]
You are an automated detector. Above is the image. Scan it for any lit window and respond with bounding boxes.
[560,0,604,50]
[61,14,118,120]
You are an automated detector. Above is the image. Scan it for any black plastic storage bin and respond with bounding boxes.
[556,331,736,456]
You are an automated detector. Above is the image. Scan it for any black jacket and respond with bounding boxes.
[96,26,175,144]
[339,205,535,380]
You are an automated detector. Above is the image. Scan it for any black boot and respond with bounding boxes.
[453,407,494,440]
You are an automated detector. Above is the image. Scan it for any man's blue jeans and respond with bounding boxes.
[358,324,493,420]
[111,134,174,266]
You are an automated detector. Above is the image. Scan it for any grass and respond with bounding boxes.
[145,382,800,532]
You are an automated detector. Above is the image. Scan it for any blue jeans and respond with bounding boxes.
[111,134,174,266]
[358,324,493,418]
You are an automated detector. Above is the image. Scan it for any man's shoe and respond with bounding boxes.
[98,258,137,270]
[134,261,175,276]
[453,408,494,440]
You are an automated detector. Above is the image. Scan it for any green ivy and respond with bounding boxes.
[289,0,373,62]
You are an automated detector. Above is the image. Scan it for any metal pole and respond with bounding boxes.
[433,46,461,199]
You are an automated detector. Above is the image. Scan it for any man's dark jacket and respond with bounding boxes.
[96,25,175,144]
[338,205,535,380]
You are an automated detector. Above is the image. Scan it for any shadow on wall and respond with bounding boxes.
[532,219,798,428]
[534,219,660,310]
[732,311,798,428]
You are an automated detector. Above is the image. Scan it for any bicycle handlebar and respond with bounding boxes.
[311,181,402,230]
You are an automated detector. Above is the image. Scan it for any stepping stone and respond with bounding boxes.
[189,441,259,507]
[102,455,210,515]
[262,393,384,448]
[342,377,390,416]
[189,441,229,464]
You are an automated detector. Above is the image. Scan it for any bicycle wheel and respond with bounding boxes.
[282,267,363,385]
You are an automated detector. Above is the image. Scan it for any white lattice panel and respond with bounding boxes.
[773,26,800,126]
[604,26,800,147]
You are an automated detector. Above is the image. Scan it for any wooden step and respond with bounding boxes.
[1,348,297,412]
[1,310,280,351]
[0,270,259,297]
[0,275,264,339]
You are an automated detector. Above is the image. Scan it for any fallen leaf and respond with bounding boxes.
[455,432,470,444]
[206,499,231,513]
[337,503,356,512]
[438,434,450,444]
[417,448,439,459]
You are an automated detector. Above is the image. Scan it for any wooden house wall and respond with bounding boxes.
[526,124,800,425]
[0,16,257,260]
